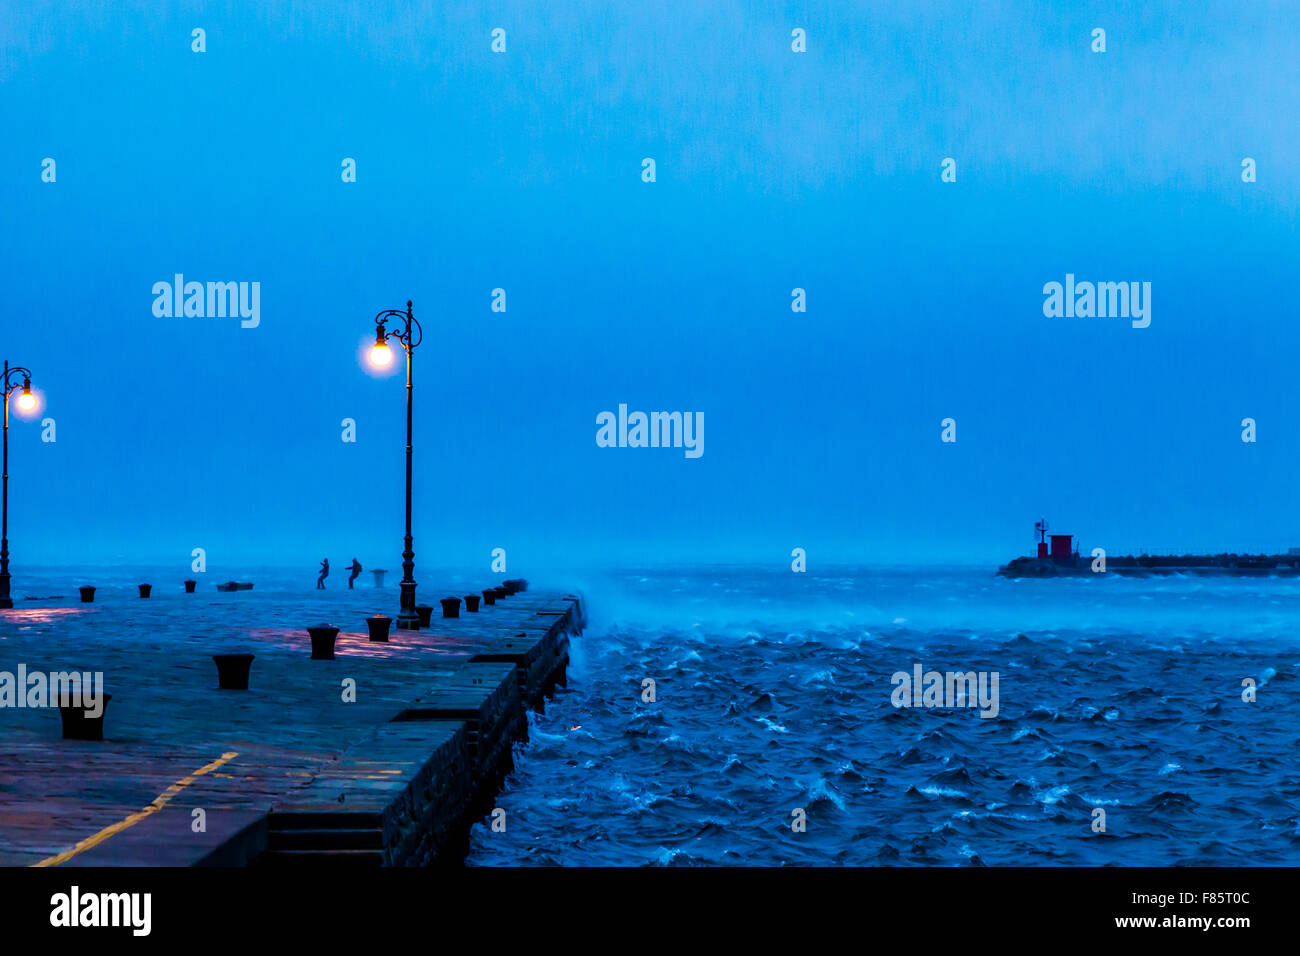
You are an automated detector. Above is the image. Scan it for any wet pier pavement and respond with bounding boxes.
[0,579,583,866]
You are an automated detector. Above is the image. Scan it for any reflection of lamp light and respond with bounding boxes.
[16,381,35,412]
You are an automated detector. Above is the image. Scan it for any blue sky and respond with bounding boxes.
[2,2,1298,569]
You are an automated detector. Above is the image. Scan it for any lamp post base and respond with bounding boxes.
[0,571,11,609]
[396,579,420,629]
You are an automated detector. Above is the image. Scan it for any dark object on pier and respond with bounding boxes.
[366,615,391,642]
[501,578,528,595]
[184,579,197,593]
[440,597,461,618]
[481,589,496,606]
[464,594,481,612]
[216,581,254,592]
[490,586,508,601]
[138,583,152,598]
[308,625,340,660]
[415,604,434,627]
[213,654,255,690]
[78,586,95,603]
[58,693,112,741]
[370,569,388,588]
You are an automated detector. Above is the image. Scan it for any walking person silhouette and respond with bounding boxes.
[317,558,329,590]
[347,558,362,589]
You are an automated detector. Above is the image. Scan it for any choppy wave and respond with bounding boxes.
[466,566,1300,866]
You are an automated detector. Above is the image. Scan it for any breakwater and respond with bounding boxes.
[0,579,584,866]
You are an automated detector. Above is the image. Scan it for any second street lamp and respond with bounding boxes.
[1,360,37,610]
[366,301,422,630]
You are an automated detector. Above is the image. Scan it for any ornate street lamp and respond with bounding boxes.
[365,302,422,629]
[1,360,37,610]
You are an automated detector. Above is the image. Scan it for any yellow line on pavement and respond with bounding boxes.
[32,751,239,867]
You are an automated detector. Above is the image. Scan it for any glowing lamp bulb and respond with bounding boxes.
[369,342,394,368]
[16,389,35,412]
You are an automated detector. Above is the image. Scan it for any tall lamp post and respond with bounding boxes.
[1,361,38,610]
[365,301,422,630]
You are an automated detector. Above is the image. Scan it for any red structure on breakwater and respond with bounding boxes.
[1033,519,1078,566]
[1001,519,1300,577]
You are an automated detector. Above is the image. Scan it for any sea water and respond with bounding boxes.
[463,565,1300,865]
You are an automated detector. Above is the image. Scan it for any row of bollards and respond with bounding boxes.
[71,578,527,604]
[58,579,529,739]
[76,581,199,602]
[433,582,524,617]
[305,578,528,660]
[415,583,525,621]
